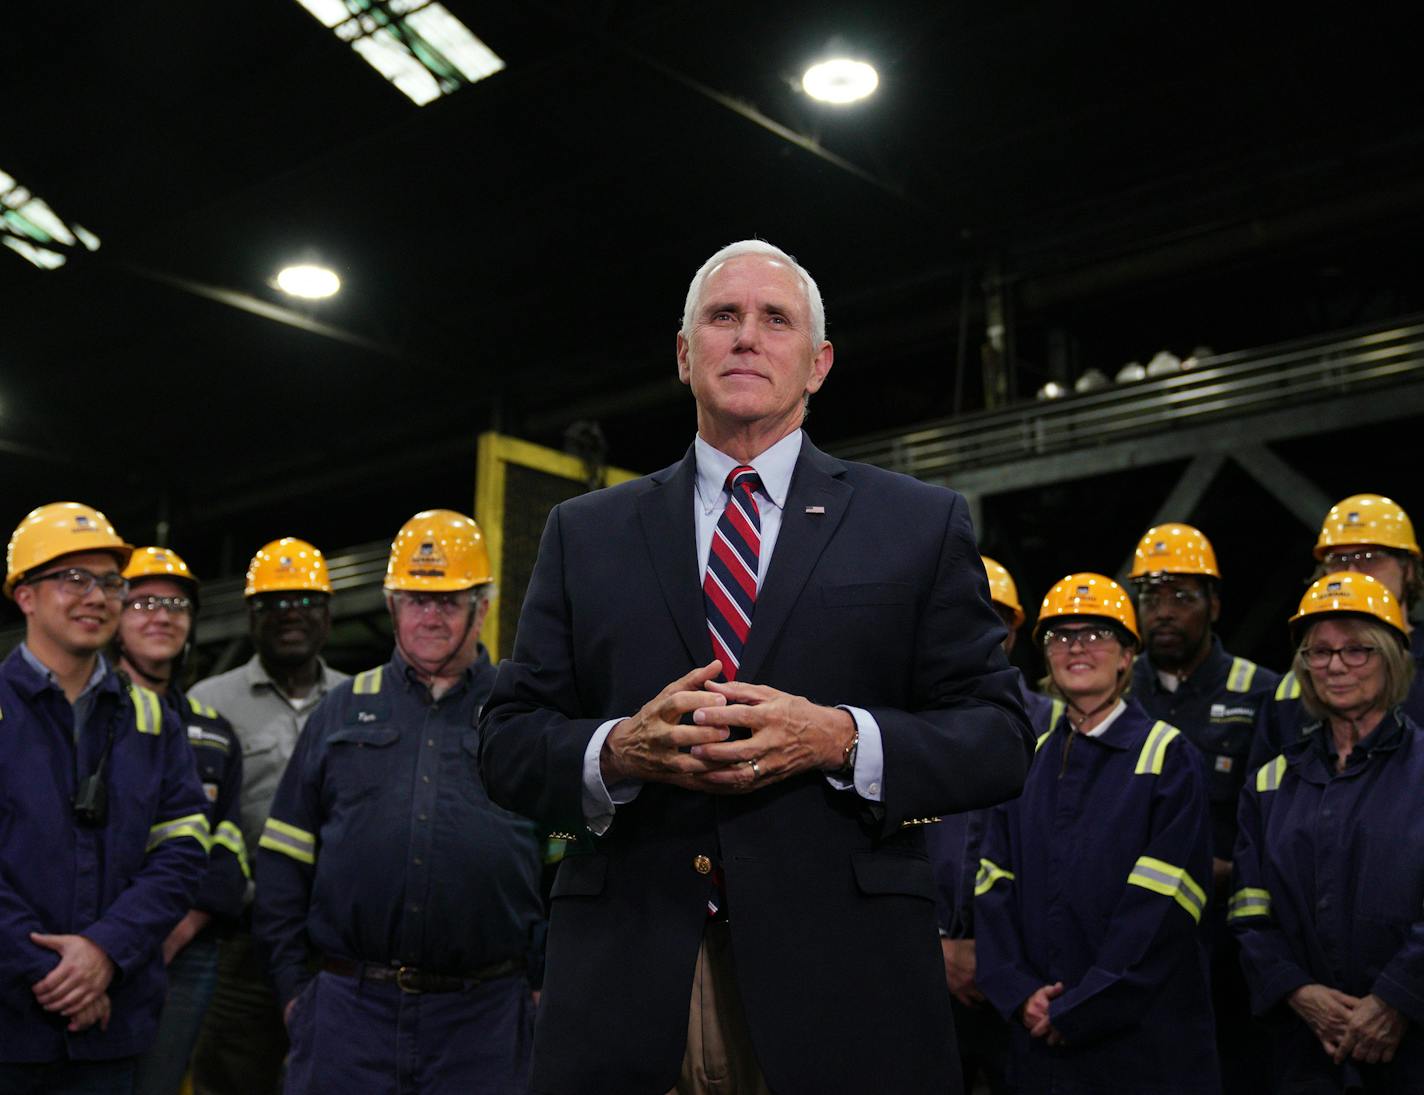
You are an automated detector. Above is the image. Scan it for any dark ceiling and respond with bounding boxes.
[5,2,1424,580]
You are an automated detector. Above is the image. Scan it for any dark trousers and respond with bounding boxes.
[191,931,288,1095]
[283,969,535,1095]
[0,1058,135,1095]
[952,997,1012,1095]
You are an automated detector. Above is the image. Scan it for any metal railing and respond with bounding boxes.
[833,315,1424,480]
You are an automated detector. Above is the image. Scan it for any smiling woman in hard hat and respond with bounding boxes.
[1251,494,1424,771]
[974,573,1219,1094]
[1231,572,1424,1091]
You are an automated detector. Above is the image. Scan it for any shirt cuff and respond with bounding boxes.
[823,706,884,801]
[582,718,643,836]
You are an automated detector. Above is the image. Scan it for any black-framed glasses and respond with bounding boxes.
[250,593,329,614]
[124,595,193,616]
[1043,626,1120,651]
[392,590,475,616]
[1299,644,1378,669]
[1323,549,1406,570]
[1136,587,1205,611]
[27,567,129,601]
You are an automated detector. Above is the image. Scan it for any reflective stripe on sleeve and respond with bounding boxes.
[212,819,252,879]
[1227,657,1258,693]
[130,684,162,735]
[1127,855,1208,923]
[1049,699,1066,728]
[1035,730,1053,753]
[259,817,317,865]
[352,667,384,695]
[1135,720,1180,775]
[1256,755,1287,793]
[1227,887,1272,922]
[147,812,211,852]
[1274,671,1301,701]
[974,857,1016,897]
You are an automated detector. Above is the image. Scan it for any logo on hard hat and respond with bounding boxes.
[1326,580,1343,595]
[1346,511,1361,525]
[419,542,435,555]
[74,515,93,530]
[1076,585,1091,597]
[1150,541,1168,555]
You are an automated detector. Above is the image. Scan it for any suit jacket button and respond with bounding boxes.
[693,855,713,875]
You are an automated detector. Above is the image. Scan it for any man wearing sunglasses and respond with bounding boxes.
[255,510,544,1094]
[0,503,209,1093]
[189,538,347,1095]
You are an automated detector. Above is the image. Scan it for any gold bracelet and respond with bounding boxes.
[840,726,860,772]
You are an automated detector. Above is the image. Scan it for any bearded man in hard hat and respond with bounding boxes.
[189,538,347,1095]
[0,504,208,1091]
[255,510,544,1094]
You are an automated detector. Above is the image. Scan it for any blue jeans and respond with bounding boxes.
[133,933,220,1095]
[0,1058,135,1094]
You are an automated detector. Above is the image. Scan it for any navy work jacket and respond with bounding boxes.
[0,649,209,1062]
[168,687,247,920]
[1132,637,1278,861]
[975,700,1219,1094]
[1248,627,1424,772]
[254,648,544,1007]
[1231,710,1424,1088]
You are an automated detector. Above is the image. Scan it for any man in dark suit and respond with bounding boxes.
[479,240,1033,1095]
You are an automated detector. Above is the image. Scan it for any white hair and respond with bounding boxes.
[681,240,826,347]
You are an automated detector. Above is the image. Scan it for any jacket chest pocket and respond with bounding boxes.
[326,725,401,805]
[1200,721,1252,802]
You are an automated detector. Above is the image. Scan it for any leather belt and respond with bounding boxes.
[322,955,525,994]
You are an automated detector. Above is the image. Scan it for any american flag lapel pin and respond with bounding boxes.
[804,505,826,514]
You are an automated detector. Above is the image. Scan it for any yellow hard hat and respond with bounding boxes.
[1128,522,1221,581]
[980,555,1025,629]
[1035,572,1140,644]
[385,509,492,592]
[5,502,133,599]
[1290,571,1408,643]
[123,546,198,593]
[245,538,332,597]
[1314,493,1420,559]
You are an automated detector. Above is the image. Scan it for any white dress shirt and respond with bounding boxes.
[581,429,885,833]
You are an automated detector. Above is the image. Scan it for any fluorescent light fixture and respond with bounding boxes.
[293,0,505,106]
[276,264,342,299]
[0,166,101,270]
[802,58,879,105]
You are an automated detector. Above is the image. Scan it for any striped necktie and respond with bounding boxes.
[704,465,761,681]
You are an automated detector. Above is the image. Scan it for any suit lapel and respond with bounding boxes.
[738,439,851,682]
[636,447,713,665]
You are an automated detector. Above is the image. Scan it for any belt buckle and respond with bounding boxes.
[395,966,423,994]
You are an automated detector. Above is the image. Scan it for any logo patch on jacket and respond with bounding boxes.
[1210,703,1255,721]
[1214,756,1233,773]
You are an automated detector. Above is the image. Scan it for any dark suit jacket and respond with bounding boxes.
[480,437,1033,1095]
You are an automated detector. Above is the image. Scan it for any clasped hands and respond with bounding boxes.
[600,660,855,794]
[1021,982,1066,1046]
[1288,983,1405,1065]
[30,932,115,1033]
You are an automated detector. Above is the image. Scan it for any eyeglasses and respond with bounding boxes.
[250,594,329,614]
[27,567,129,601]
[1136,587,1205,611]
[392,590,475,616]
[1299,644,1378,669]
[1043,626,1120,651]
[1324,549,1405,570]
[125,595,193,616]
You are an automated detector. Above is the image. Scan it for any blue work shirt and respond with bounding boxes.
[254,647,545,1007]
[1131,637,1278,862]
[168,687,248,921]
[1230,710,1424,1089]
[0,648,209,1063]
[930,675,1058,938]
[1248,627,1424,772]
[975,699,1219,1094]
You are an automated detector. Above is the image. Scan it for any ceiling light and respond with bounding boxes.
[802,59,879,105]
[293,0,504,106]
[0,166,101,270]
[276,264,341,299]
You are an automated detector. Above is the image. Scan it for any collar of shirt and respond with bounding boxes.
[390,644,493,700]
[693,429,802,517]
[1305,706,1406,772]
[17,642,110,702]
[243,653,340,709]
[1141,634,1231,696]
[1080,698,1129,739]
